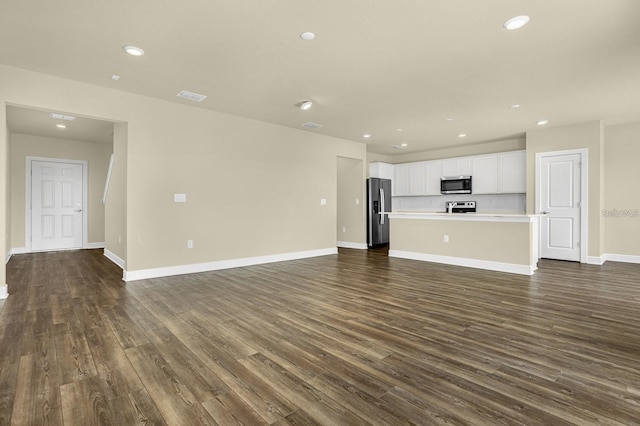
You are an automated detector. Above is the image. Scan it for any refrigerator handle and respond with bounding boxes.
[380,188,385,225]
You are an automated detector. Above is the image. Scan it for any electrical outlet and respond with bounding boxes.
[187,240,193,249]
[342,227,346,233]
[355,198,360,205]
[443,235,449,243]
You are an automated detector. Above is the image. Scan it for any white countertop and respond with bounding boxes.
[387,211,540,223]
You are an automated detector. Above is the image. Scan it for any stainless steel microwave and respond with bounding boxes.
[441,176,472,194]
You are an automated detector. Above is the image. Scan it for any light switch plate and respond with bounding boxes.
[320,198,327,205]
[174,193,187,203]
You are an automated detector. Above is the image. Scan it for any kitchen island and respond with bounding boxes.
[388,212,540,275]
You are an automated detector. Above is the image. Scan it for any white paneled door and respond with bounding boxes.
[31,160,84,251]
[539,153,582,261]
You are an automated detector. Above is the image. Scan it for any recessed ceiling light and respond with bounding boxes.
[510,104,521,109]
[123,45,145,56]
[362,134,372,138]
[400,142,408,147]
[445,118,454,122]
[503,15,530,30]
[302,122,322,129]
[536,120,549,126]
[56,124,66,129]
[300,32,315,41]
[112,74,121,81]
[396,128,403,132]
[458,133,467,138]
[299,100,313,110]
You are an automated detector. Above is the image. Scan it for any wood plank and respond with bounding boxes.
[125,343,217,425]
[2,249,640,424]
[84,325,146,400]
[53,326,98,385]
[60,376,118,425]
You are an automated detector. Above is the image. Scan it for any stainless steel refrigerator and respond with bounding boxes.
[367,178,392,247]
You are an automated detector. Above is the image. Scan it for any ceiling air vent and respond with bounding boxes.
[50,113,76,121]
[302,122,322,129]
[177,90,207,102]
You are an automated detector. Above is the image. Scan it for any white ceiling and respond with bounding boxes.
[6,106,114,144]
[2,1,640,155]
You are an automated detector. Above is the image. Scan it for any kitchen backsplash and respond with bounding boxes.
[392,193,526,213]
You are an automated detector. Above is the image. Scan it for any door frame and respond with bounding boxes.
[535,148,588,263]
[25,156,88,252]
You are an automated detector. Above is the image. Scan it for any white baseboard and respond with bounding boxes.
[123,247,338,282]
[336,241,368,250]
[587,255,606,265]
[6,247,29,264]
[604,253,640,264]
[104,249,126,270]
[0,284,8,299]
[86,242,105,249]
[389,250,537,276]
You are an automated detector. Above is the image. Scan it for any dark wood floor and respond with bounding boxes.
[1,249,640,425]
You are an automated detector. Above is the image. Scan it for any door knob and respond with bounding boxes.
[75,209,82,212]
[541,211,549,214]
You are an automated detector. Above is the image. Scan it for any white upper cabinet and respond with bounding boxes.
[390,150,525,197]
[394,163,410,196]
[441,157,472,177]
[424,160,442,195]
[408,162,426,195]
[369,162,394,180]
[472,155,499,194]
[498,151,526,193]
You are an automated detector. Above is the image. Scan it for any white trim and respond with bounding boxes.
[388,212,538,223]
[123,247,338,282]
[86,242,105,249]
[102,153,114,204]
[26,156,89,251]
[389,249,537,276]
[603,253,640,264]
[587,255,606,265]
[5,251,11,264]
[0,284,7,300]
[104,249,126,270]
[6,247,29,263]
[336,241,368,249]
[535,148,588,263]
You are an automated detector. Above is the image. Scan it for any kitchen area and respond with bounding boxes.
[367,150,540,275]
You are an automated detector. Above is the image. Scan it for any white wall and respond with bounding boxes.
[1,64,366,279]
[604,122,640,257]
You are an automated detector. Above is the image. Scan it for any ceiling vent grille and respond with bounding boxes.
[50,113,76,121]
[177,90,207,102]
[302,122,322,129]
